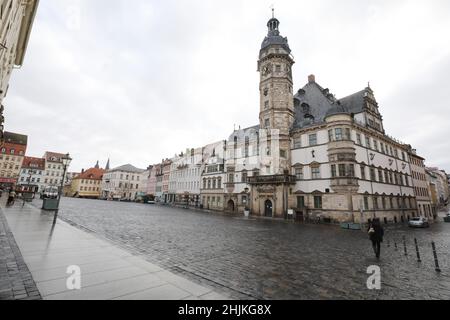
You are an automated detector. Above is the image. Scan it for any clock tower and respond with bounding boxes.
[257,14,295,174]
[248,13,297,219]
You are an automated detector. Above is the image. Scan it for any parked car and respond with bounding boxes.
[408,217,430,228]
[41,186,59,199]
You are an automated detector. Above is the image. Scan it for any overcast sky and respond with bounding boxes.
[4,0,450,173]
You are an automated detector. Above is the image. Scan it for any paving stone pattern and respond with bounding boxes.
[0,207,42,300]
[34,198,450,300]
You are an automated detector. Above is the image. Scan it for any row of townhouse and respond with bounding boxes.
[17,151,73,193]
[135,15,448,225]
[0,131,72,194]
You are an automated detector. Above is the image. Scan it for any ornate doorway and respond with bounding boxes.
[227,200,235,212]
[265,199,273,217]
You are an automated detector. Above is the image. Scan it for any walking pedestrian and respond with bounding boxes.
[368,218,384,259]
[7,188,16,206]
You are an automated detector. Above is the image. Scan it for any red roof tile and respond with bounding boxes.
[74,168,106,181]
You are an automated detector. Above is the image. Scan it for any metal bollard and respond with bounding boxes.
[403,235,408,256]
[414,238,421,263]
[431,241,441,273]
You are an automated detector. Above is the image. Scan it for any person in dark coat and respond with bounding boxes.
[368,218,384,259]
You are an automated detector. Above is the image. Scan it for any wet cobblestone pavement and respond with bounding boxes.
[0,206,42,300]
[34,198,450,300]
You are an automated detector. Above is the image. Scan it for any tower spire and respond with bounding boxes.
[105,158,110,170]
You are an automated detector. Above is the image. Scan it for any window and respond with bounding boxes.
[365,137,371,149]
[280,149,287,158]
[294,138,302,149]
[373,197,379,210]
[242,171,248,183]
[276,65,281,72]
[309,134,318,146]
[314,196,322,209]
[373,140,379,151]
[345,128,351,140]
[348,165,355,177]
[297,196,305,208]
[370,168,376,181]
[295,167,304,180]
[356,133,362,145]
[331,165,337,178]
[364,196,369,210]
[264,119,270,128]
[335,128,343,141]
[338,164,346,177]
[311,166,321,179]
[384,171,389,184]
[228,173,234,184]
[264,101,269,109]
[378,170,383,183]
[360,166,366,180]
[328,130,334,142]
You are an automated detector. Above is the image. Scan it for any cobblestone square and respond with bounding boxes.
[32,198,450,300]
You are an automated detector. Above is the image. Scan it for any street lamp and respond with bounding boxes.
[53,153,72,224]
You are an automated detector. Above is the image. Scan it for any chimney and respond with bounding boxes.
[308,74,316,83]
[81,169,85,174]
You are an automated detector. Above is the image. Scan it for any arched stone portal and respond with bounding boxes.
[227,200,235,212]
[265,199,273,217]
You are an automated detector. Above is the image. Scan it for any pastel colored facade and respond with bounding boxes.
[18,156,45,192]
[101,164,145,200]
[71,167,105,199]
[0,0,39,140]
[426,167,449,207]
[0,131,26,189]
[161,159,172,203]
[136,168,150,199]
[146,165,156,197]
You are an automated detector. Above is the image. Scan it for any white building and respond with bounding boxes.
[42,152,68,188]
[101,164,145,201]
[18,156,45,192]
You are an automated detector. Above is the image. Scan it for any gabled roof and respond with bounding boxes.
[75,168,106,181]
[228,125,260,141]
[44,152,66,163]
[110,164,145,173]
[338,89,367,114]
[293,79,338,129]
[22,157,45,170]
[3,132,28,145]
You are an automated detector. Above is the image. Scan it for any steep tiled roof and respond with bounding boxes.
[22,157,45,170]
[75,168,106,180]
[44,152,66,163]
[3,132,27,145]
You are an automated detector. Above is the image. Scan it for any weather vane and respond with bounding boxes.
[270,4,275,18]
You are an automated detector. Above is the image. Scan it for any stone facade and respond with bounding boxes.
[142,14,439,225]
[0,0,39,141]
